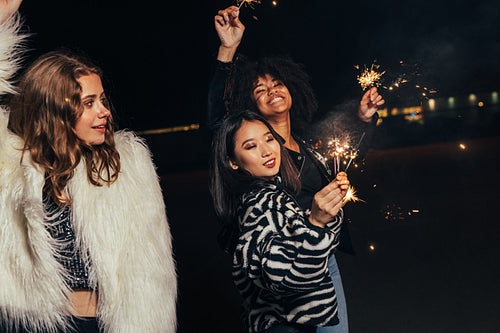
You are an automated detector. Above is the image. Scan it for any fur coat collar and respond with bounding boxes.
[0,14,176,333]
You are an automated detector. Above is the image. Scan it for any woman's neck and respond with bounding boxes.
[267,116,300,153]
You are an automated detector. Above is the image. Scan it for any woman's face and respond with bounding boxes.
[230,120,281,179]
[251,74,292,120]
[74,74,111,145]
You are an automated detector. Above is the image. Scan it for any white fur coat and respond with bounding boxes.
[0,14,177,333]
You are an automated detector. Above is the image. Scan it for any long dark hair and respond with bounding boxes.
[8,49,121,205]
[227,55,318,136]
[209,110,300,226]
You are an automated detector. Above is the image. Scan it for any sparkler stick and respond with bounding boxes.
[345,131,365,172]
[236,0,261,10]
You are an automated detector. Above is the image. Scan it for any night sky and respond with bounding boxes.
[17,0,500,131]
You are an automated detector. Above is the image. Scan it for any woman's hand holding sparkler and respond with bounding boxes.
[358,87,385,122]
[309,172,350,228]
[215,6,245,62]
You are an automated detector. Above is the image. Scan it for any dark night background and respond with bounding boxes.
[18,0,500,133]
[16,1,500,332]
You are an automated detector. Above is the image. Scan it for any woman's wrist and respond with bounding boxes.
[217,44,238,62]
[308,216,326,228]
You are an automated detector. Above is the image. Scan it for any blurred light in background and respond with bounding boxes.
[492,91,498,104]
[428,98,436,111]
[448,97,455,108]
[468,93,477,105]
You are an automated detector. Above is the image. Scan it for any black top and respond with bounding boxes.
[43,193,92,289]
[287,143,329,214]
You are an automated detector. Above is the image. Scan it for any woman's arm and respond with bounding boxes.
[214,6,245,62]
[0,0,26,96]
[207,6,246,131]
[237,188,343,295]
[0,0,22,24]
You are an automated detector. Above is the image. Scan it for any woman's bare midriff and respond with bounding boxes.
[70,289,98,317]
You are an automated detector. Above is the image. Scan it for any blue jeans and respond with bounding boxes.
[317,254,348,333]
[264,323,315,333]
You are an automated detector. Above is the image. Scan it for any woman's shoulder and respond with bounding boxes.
[240,182,301,214]
[113,130,157,175]
[113,130,152,158]
[241,182,280,202]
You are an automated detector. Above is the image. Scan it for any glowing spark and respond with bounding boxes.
[459,143,466,150]
[356,63,385,91]
[343,186,365,205]
[369,244,375,251]
[345,132,365,172]
[237,0,261,10]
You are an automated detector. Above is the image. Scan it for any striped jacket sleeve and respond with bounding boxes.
[236,186,342,295]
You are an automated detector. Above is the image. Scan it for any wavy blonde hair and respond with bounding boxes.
[8,50,121,205]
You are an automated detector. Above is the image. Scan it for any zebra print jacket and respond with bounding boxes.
[232,182,343,332]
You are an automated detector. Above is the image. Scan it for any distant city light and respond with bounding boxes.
[478,101,484,107]
[369,244,376,251]
[428,98,436,111]
[448,97,455,108]
[271,0,278,6]
[492,91,499,104]
[459,143,466,150]
[136,124,199,136]
[469,93,477,104]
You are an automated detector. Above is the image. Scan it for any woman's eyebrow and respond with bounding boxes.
[240,137,255,146]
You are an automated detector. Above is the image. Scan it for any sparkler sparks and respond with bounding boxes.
[355,63,386,91]
[314,131,365,175]
[237,0,261,10]
[343,185,365,205]
[380,60,437,100]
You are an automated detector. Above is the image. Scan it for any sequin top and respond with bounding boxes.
[43,193,92,289]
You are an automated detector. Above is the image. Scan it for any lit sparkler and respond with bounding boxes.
[343,185,365,205]
[237,0,261,10]
[355,63,386,91]
[315,132,364,176]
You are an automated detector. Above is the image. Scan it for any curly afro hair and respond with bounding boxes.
[226,54,318,135]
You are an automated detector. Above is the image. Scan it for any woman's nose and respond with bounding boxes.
[98,105,111,118]
[261,147,271,157]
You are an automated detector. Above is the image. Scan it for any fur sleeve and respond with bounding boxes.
[0,13,27,96]
[69,131,177,332]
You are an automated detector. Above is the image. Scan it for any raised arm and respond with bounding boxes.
[0,0,25,97]
[214,5,245,62]
[0,0,22,24]
[208,6,246,131]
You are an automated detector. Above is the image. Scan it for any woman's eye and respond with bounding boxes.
[244,144,256,150]
[266,136,275,142]
[83,100,94,107]
[273,82,282,87]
